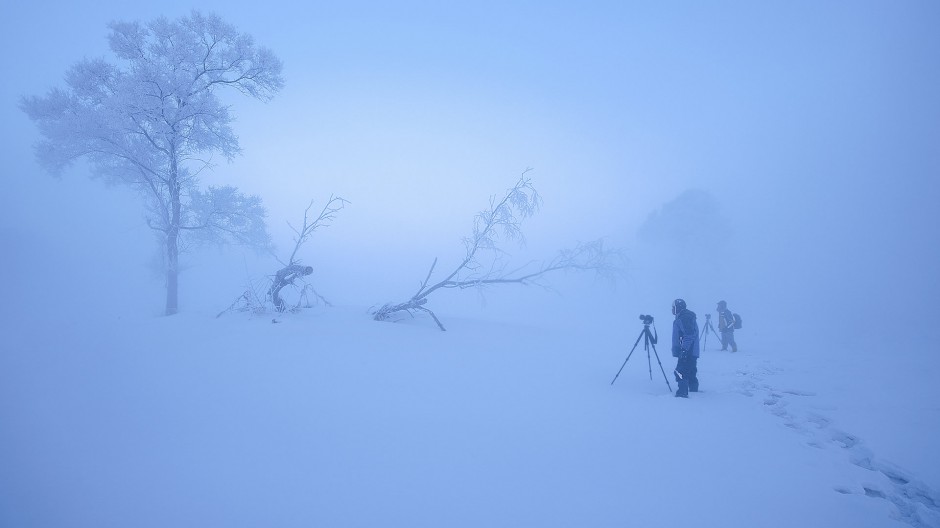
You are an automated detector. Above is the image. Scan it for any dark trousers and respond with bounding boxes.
[721,330,737,352]
[674,356,699,396]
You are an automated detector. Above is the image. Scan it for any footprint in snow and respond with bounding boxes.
[752,380,940,527]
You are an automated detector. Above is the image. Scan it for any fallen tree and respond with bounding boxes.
[372,173,622,330]
[217,195,347,317]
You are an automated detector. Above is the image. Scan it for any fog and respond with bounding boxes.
[3,2,939,344]
[4,4,940,526]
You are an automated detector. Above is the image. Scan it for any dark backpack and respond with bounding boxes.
[733,313,742,329]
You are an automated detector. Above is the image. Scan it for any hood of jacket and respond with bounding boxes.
[676,308,697,327]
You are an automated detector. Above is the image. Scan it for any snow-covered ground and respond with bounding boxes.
[2,301,937,528]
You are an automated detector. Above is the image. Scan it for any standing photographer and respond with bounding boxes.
[671,298,700,398]
[717,300,737,352]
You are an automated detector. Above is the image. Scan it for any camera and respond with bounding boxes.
[639,314,654,325]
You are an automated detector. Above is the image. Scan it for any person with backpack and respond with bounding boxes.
[717,300,738,352]
[671,298,700,398]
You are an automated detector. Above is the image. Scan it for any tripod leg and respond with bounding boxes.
[709,323,722,343]
[611,328,645,385]
[648,339,674,393]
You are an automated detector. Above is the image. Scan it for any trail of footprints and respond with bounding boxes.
[736,364,940,528]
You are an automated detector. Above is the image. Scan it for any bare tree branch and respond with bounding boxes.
[373,173,623,330]
[281,195,349,267]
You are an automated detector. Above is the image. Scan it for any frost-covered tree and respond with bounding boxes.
[20,11,284,315]
[373,173,622,330]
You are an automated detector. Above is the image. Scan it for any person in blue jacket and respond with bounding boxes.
[671,298,700,398]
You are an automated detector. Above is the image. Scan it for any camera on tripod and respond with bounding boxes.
[611,312,671,391]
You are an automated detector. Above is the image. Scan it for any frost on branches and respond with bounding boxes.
[373,172,623,331]
[216,196,348,318]
[20,11,284,315]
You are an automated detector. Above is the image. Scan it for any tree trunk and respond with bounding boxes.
[165,231,179,315]
[165,152,181,316]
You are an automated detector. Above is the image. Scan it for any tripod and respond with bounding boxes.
[611,321,673,393]
[700,313,722,351]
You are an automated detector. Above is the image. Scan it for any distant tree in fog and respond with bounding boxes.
[638,189,731,249]
[635,189,734,292]
[21,11,283,315]
[373,172,622,331]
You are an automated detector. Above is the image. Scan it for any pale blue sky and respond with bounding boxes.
[2,1,939,325]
